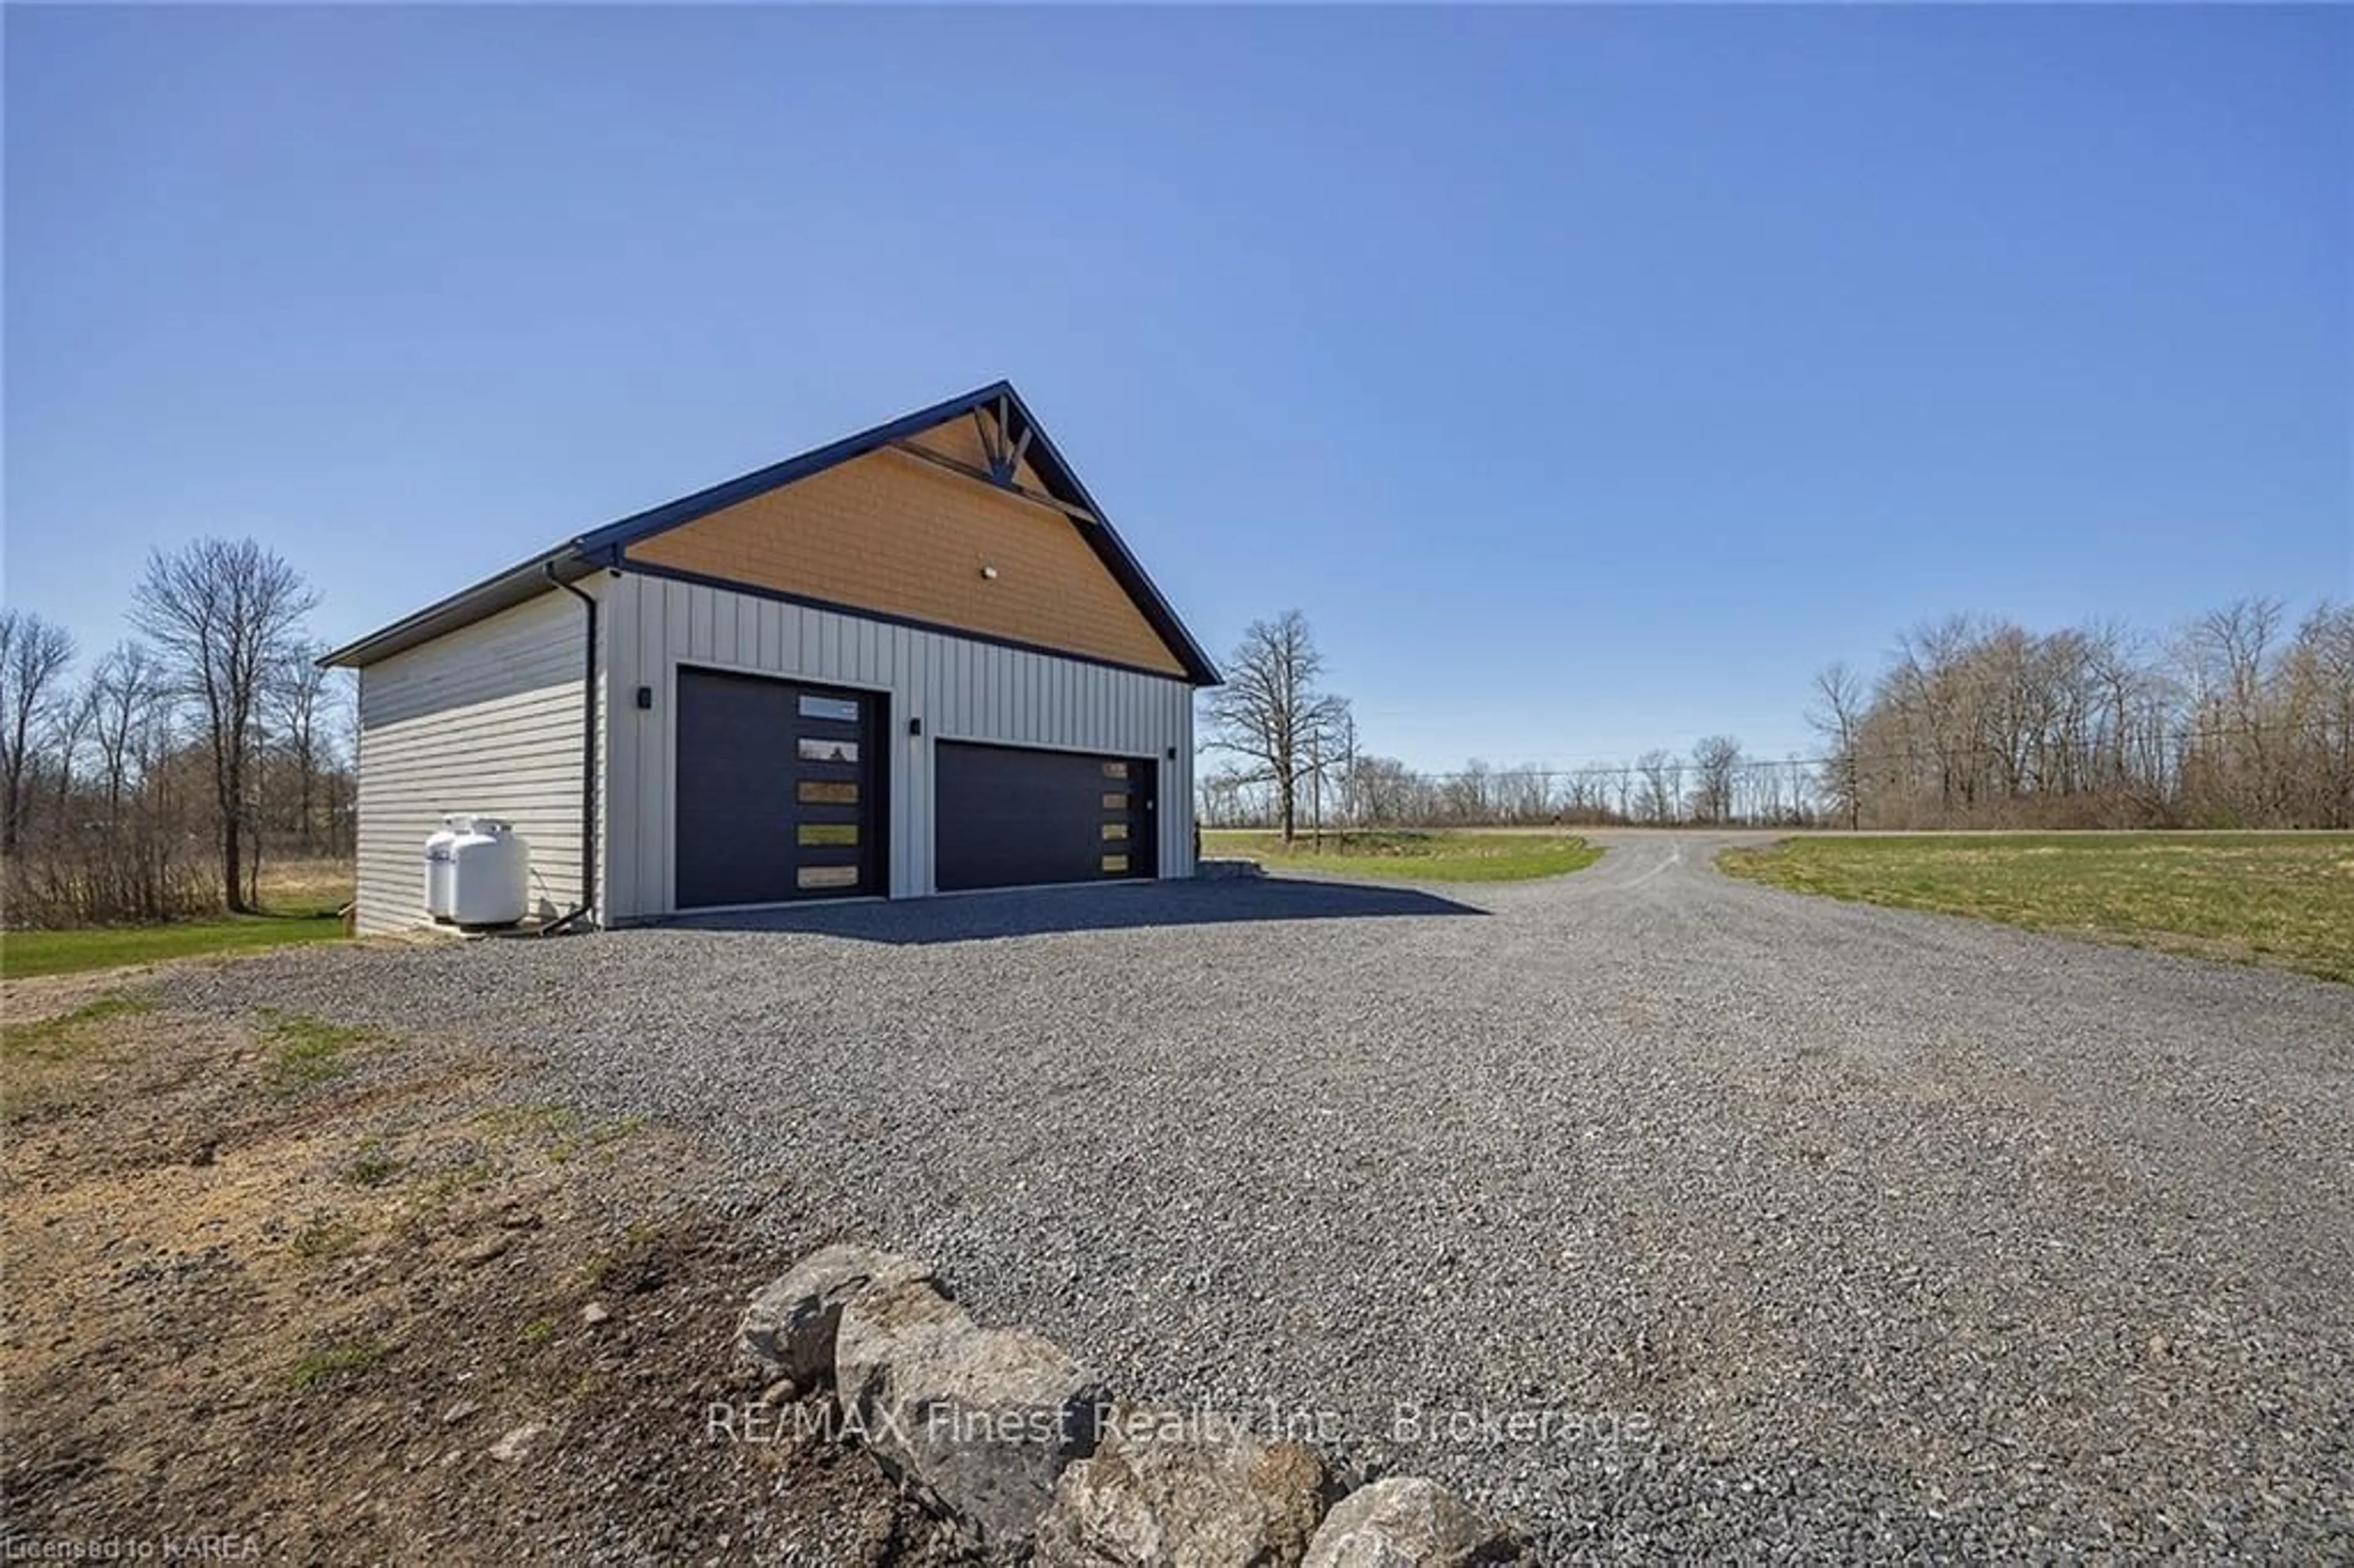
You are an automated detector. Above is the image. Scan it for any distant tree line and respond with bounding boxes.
[1198,610,1810,833]
[1200,597,2354,834]
[1813,596,2353,830]
[1197,739,1818,831]
[1,538,351,927]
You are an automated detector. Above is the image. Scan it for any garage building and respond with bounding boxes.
[324,382,1221,932]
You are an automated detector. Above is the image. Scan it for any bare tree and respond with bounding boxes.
[1206,611,1347,844]
[47,679,98,818]
[1688,735,1743,824]
[1345,753,1422,826]
[272,642,334,851]
[1634,749,1678,825]
[1445,759,1495,824]
[1808,661,1866,829]
[2179,596,2288,824]
[2300,603,2354,826]
[88,643,167,816]
[131,539,317,911]
[1195,766,1262,829]
[0,610,78,853]
[1567,760,1617,823]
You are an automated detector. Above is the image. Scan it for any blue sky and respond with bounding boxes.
[7,5,2348,771]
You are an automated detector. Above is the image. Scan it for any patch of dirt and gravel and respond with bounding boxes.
[144,838,2354,1559]
[0,965,966,1564]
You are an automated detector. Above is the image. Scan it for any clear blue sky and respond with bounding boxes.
[7,5,2348,771]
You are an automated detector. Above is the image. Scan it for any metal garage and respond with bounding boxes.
[324,381,1221,932]
[935,742,1157,891]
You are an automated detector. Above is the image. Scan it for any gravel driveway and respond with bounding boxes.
[160,832,2354,1558]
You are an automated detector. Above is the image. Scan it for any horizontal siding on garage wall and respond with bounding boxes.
[354,587,593,932]
[602,569,1194,918]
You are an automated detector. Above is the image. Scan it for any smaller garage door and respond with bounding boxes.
[675,670,882,907]
[935,742,1155,892]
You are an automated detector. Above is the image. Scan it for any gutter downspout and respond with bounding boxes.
[544,562,599,934]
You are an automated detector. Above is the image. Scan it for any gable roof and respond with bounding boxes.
[321,381,1221,684]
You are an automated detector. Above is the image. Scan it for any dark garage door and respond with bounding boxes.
[935,742,1156,892]
[675,669,882,907]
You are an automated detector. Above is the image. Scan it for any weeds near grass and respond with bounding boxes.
[0,992,154,1059]
[257,1009,376,1093]
[579,1219,668,1291]
[290,1339,385,1390]
[387,1157,502,1236]
[343,1140,406,1188]
[409,1158,498,1208]
[288,1216,364,1261]
[549,1114,646,1163]
[520,1317,555,1344]
[479,1100,642,1163]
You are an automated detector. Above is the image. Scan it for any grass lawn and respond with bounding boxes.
[2,859,354,980]
[1718,832,2354,985]
[1202,828,1604,883]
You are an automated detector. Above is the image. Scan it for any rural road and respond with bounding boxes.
[164,832,2354,1558]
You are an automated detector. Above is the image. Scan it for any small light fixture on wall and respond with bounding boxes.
[978,565,999,580]
[908,717,924,737]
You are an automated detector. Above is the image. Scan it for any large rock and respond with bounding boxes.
[736,1243,935,1392]
[1035,1405,1331,1567]
[835,1276,1105,1547]
[1300,1478,1516,1568]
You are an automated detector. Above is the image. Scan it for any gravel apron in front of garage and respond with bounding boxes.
[158,834,2354,1559]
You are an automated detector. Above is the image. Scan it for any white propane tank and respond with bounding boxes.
[447,818,531,927]
[424,815,473,920]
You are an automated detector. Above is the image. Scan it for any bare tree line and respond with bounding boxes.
[1199,609,1809,831]
[1200,597,2354,833]
[1,539,352,926]
[1815,596,2353,830]
[1198,742,1819,830]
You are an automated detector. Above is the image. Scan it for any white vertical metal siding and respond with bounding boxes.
[600,570,1195,919]
[352,587,596,933]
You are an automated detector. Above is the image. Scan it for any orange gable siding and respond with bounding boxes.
[902,406,1056,497]
[623,443,1189,677]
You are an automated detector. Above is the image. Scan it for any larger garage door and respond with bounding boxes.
[935,742,1156,892]
[675,669,882,908]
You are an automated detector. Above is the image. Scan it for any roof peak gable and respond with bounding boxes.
[573,381,1217,685]
[322,381,1219,683]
